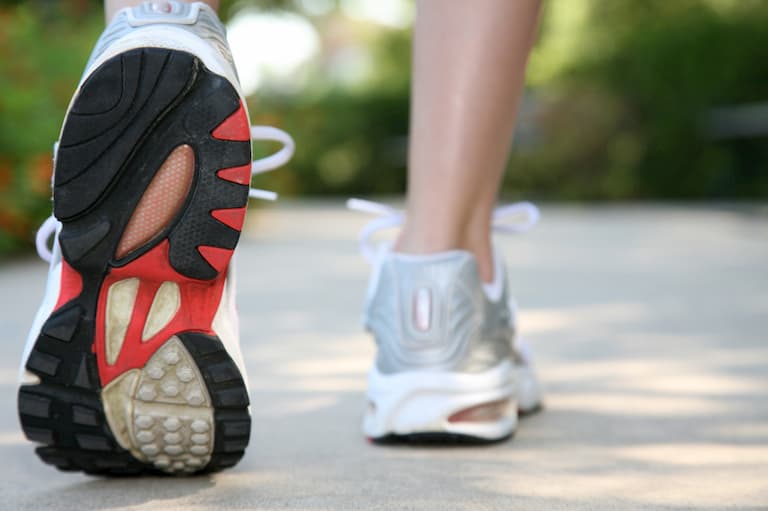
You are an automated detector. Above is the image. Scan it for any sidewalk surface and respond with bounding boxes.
[1,202,766,511]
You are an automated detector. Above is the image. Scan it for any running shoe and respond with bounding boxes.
[348,199,542,443]
[17,1,293,474]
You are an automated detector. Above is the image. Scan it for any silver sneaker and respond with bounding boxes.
[348,199,542,442]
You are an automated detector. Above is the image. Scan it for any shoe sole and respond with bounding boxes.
[363,361,521,443]
[370,431,514,446]
[368,404,544,446]
[18,48,252,475]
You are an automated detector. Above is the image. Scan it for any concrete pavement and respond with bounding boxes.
[1,202,766,510]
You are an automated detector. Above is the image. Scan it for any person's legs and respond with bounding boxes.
[105,0,219,22]
[356,0,543,443]
[397,0,541,282]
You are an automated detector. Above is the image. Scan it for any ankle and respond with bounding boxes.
[469,242,495,283]
[394,225,459,255]
[395,226,495,283]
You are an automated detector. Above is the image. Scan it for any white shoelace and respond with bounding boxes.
[35,125,294,263]
[346,198,540,265]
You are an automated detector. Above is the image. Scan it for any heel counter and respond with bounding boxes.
[83,2,238,91]
[366,251,485,373]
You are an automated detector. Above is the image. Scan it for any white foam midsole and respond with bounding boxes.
[363,360,518,440]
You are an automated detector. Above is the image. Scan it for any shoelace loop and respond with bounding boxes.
[346,198,540,265]
[35,126,294,263]
[248,125,294,200]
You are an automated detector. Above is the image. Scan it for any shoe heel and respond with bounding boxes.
[364,361,517,444]
[101,333,249,474]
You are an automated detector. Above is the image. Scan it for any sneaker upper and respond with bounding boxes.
[81,1,240,94]
[348,198,540,380]
[364,248,522,375]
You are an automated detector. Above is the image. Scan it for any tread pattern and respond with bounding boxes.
[181,333,251,471]
[54,48,250,281]
[18,327,251,475]
[18,313,149,474]
[115,336,216,473]
[18,47,253,475]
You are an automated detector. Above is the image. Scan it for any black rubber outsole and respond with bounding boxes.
[370,432,514,447]
[519,403,544,418]
[18,47,252,476]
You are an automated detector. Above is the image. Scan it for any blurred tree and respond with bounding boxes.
[0,1,102,255]
[507,0,768,199]
[1,0,767,258]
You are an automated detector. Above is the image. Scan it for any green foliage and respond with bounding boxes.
[1,0,767,259]
[250,89,409,196]
[508,0,768,199]
[0,2,103,255]
[248,26,412,197]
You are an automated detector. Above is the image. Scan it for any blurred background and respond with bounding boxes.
[1,0,767,257]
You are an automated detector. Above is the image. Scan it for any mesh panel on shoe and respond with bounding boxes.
[116,144,194,258]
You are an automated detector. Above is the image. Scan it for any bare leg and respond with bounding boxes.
[397,0,541,282]
[105,0,219,22]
